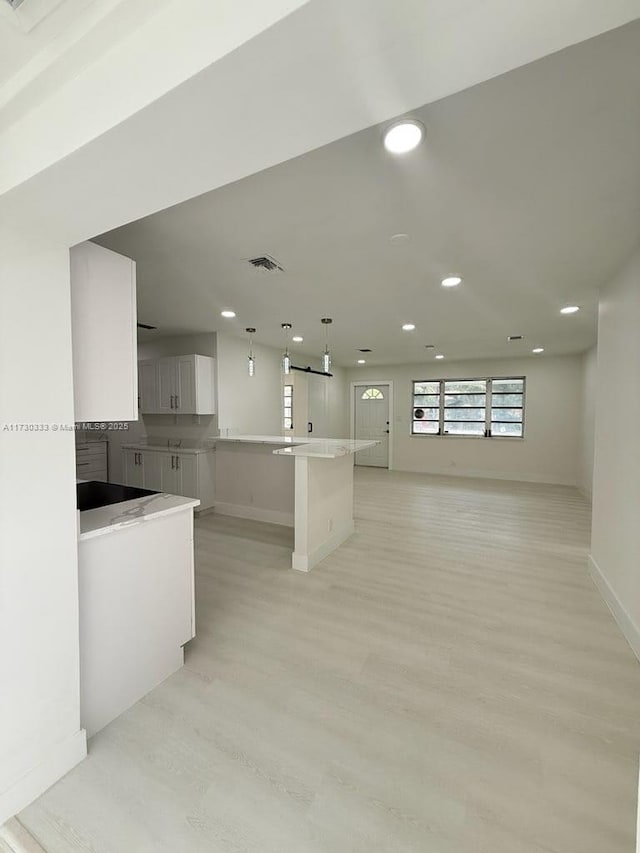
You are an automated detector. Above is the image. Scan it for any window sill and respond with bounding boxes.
[410,433,525,440]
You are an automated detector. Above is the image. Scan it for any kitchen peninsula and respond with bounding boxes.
[77,487,199,737]
[214,435,378,571]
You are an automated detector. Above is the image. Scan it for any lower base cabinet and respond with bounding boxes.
[123,449,145,487]
[158,452,197,497]
[122,447,213,510]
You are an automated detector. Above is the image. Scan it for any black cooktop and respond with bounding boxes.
[77,481,159,512]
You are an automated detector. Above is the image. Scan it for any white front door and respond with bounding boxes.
[354,385,389,468]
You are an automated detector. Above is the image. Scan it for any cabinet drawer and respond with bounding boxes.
[76,462,108,480]
[76,444,107,462]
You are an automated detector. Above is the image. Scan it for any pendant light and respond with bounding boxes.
[281,323,292,375]
[321,318,333,373]
[245,327,256,377]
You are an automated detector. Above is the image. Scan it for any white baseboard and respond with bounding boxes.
[214,502,293,528]
[589,554,640,662]
[577,485,593,503]
[0,818,47,852]
[393,464,577,487]
[292,521,355,572]
[0,729,86,827]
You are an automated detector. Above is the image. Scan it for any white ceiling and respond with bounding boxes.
[95,20,640,367]
[0,0,174,130]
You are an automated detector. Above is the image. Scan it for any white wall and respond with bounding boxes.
[590,247,640,658]
[347,354,583,485]
[578,346,597,499]
[0,232,86,823]
[216,333,283,435]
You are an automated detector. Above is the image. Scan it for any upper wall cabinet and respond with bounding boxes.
[139,355,215,415]
[71,242,137,422]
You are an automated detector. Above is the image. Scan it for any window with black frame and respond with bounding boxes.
[490,377,525,437]
[283,384,293,431]
[443,379,487,436]
[412,381,440,434]
[412,377,525,437]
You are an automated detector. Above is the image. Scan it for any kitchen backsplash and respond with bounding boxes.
[141,413,218,447]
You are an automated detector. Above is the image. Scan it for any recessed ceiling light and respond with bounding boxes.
[560,305,580,314]
[532,347,544,354]
[402,323,416,331]
[390,233,410,245]
[383,119,424,154]
[292,335,303,343]
[357,359,366,364]
[435,354,444,360]
[441,276,462,288]
[220,310,236,318]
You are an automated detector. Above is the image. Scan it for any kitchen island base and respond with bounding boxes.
[292,454,355,572]
[214,436,377,572]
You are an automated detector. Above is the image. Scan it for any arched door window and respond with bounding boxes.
[361,387,384,400]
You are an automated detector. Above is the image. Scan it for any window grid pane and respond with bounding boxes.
[283,384,294,430]
[412,377,525,438]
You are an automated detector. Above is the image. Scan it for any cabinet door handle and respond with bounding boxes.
[176,455,180,470]
[170,395,174,409]
[175,395,179,410]
[171,455,175,470]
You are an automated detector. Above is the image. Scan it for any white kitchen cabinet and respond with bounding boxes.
[156,357,175,414]
[159,452,179,495]
[123,448,161,490]
[142,451,162,492]
[176,356,198,412]
[158,452,197,497]
[122,446,214,509]
[138,355,215,415]
[123,449,145,487]
[71,241,137,422]
[76,440,108,481]
[179,454,198,498]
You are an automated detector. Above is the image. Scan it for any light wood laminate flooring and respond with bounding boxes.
[21,469,640,852]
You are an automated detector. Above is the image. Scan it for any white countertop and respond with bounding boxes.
[79,492,200,541]
[215,434,307,445]
[122,443,213,455]
[273,439,378,458]
[215,435,379,459]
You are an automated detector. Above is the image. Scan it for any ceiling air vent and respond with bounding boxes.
[137,322,157,330]
[358,348,372,353]
[507,335,524,341]
[247,255,284,273]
